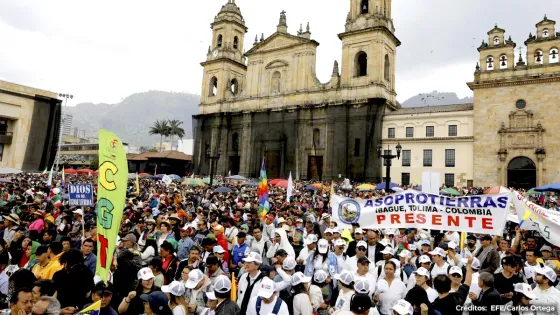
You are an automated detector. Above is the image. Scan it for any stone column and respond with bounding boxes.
[498,151,507,186]
[537,153,545,186]
[239,113,252,177]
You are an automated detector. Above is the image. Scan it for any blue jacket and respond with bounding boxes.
[232,243,249,265]
[84,253,96,275]
[303,251,338,278]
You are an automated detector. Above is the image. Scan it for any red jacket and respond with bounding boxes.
[216,234,229,263]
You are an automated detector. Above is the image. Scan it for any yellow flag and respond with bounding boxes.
[330,180,334,195]
[135,173,140,195]
[231,272,237,301]
[460,232,467,251]
[78,300,101,314]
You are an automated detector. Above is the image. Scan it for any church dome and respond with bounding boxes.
[218,0,242,18]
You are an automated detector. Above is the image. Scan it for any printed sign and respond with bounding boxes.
[331,190,511,235]
[68,184,94,207]
[512,191,560,246]
[162,174,172,186]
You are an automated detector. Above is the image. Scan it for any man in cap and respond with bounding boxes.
[353,256,376,295]
[460,234,479,258]
[212,224,230,263]
[532,265,560,314]
[184,269,213,314]
[246,277,289,315]
[474,234,500,274]
[318,213,330,237]
[263,215,276,241]
[274,256,297,292]
[118,233,142,270]
[432,256,474,315]
[446,241,463,267]
[230,232,249,275]
[297,234,318,264]
[87,281,117,315]
[391,299,413,315]
[493,256,522,304]
[177,224,194,261]
[204,255,226,285]
[3,214,20,243]
[237,252,266,314]
[214,275,240,315]
[429,247,451,279]
[345,241,369,274]
[213,245,229,274]
[346,228,364,257]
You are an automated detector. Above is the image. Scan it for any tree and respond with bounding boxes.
[89,154,99,170]
[167,119,185,150]
[149,120,170,152]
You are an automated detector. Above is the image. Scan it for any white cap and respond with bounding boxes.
[334,239,346,247]
[291,272,312,286]
[449,266,463,276]
[137,267,155,281]
[213,246,225,254]
[354,279,370,294]
[447,241,458,250]
[313,270,328,283]
[162,281,186,296]
[324,228,333,235]
[419,240,430,246]
[334,271,354,286]
[429,247,446,257]
[535,266,557,283]
[72,209,84,216]
[243,252,263,264]
[304,234,318,245]
[414,267,430,278]
[461,257,481,270]
[206,291,217,300]
[277,218,286,224]
[354,228,364,234]
[282,256,297,271]
[379,238,391,247]
[398,250,411,259]
[331,227,341,234]
[418,255,431,264]
[185,269,204,289]
[380,246,394,255]
[214,275,231,293]
[258,277,276,298]
[392,299,414,315]
[317,239,329,254]
[356,240,367,248]
[408,244,417,251]
[322,213,331,219]
[514,283,538,299]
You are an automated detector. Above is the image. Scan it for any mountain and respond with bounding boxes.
[64,91,200,147]
[400,91,473,108]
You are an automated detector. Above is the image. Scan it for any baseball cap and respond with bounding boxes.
[502,256,516,266]
[461,257,481,270]
[317,239,329,254]
[356,240,367,248]
[467,234,477,241]
[331,227,341,234]
[379,238,391,247]
[380,246,394,255]
[137,267,155,280]
[535,266,557,283]
[72,209,83,217]
[324,228,333,235]
[449,266,463,276]
[418,255,431,264]
[321,213,330,220]
[479,234,492,241]
[161,281,186,297]
[212,224,225,234]
[122,233,137,244]
[243,252,263,264]
[398,250,411,259]
[304,234,318,245]
[214,275,231,293]
[334,271,354,286]
[354,279,370,294]
[282,256,297,271]
[350,294,372,314]
[429,247,446,257]
[419,240,430,246]
[313,270,328,283]
[391,299,414,315]
[258,277,276,298]
[213,245,225,254]
[408,244,417,251]
[292,272,312,286]
[357,256,371,264]
[206,292,217,300]
[447,241,458,250]
[541,245,552,252]
[334,239,346,247]
[354,228,364,234]
[414,267,430,278]
[513,283,538,299]
[185,269,204,289]
[140,291,169,312]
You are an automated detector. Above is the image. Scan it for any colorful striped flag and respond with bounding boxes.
[257,157,269,220]
[41,167,47,175]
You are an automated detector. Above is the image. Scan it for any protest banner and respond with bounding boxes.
[331,190,511,235]
[162,174,172,186]
[512,190,560,246]
[96,130,128,283]
[68,184,94,207]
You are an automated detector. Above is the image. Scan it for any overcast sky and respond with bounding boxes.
[0,0,557,106]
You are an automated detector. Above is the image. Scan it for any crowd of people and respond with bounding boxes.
[0,172,558,315]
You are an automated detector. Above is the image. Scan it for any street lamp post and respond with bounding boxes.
[206,148,222,186]
[56,93,73,171]
[377,142,402,192]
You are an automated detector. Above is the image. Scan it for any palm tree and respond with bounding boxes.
[149,119,170,152]
[167,119,185,150]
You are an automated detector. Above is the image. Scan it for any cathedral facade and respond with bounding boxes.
[192,0,400,181]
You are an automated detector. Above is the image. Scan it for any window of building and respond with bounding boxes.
[499,54,508,69]
[543,28,550,38]
[232,133,239,152]
[406,127,413,138]
[384,54,390,81]
[445,173,455,187]
[0,119,7,134]
[360,0,369,14]
[354,138,360,157]
[272,71,281,93]
[550,48,558,63]
[516,99,526,109]
[448,125,457,137]
[493,36,500,45]
[535,50,544,64]
[388,128,395,139]
[313,128,320,147]
[233,36,239,49]
[217,35,223,48]
[426,126,434,137]
[401,173,410,186]
[0,144,3,161]
[445,149,455,167]
[402,150,411,167]
[209,77,218,96]
[423,149,432,167]
[230,78,239,95]
[486,56,494,70]
[355,52,368,77]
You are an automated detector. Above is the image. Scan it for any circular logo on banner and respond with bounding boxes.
[338,200,361,224]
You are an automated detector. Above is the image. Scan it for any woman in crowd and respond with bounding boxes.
[310,270,329,314]
[139,219,157,249]
[19,236,39,269]
[332,271,355,312]
[266,229,295,258]
[118,267,161,315]
[304,239,336,277]
[141,238,159,266]
[149,257,165,287]
[292,272,313,315]
[374,261,407,315]
[157,221,174,247]
[162,281,188,315]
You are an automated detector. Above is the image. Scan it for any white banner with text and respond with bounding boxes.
[512,191,560,246]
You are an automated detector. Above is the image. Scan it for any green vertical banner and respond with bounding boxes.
[96,130,128,283]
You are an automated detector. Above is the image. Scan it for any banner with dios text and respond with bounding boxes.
[512,190,560,246]
[96,130,128,283]
[331,190,511,235]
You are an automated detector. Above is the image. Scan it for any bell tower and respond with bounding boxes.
[338,0,400,106]
[200,0,248,104]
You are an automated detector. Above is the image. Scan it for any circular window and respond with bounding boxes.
[516,100,526,109]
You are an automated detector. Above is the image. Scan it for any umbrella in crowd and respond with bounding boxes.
[227,175,247,180]
[311,183,329,191]
[356,183,376,191]
[64,168,78,174]
[202,177,211,184]
[243,181,259,187]
[375,182,399,190]
[305,185,318,191]
[0,178,11,183]
[138,173,150,178]
[526,188,539,196]
[269,178,286,186]
[168,174,181,180]
[0,167,22,175]
[484,186,510,194]
[535,182,560,192]
[181,178,205,187]
[215,187,233,193]
[274,180,289,188]
[77,168,93,174]
[154,174,165,179]
[440,188,461,196]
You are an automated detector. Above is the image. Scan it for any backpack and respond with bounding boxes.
[256,296,283,315]
[279,287,293,315]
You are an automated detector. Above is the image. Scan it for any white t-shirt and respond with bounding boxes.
[172,305,187,315]
[425,286,439,303]
[430,262,450,279]
[375,278,407,315]
[334,289,355,311]
[532,285,560,315]
[246,296,290,315]
[444,232,460,244]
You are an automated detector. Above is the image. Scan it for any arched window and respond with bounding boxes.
[271,71,281,93]
[313,128,320,147]
[355,52,368,77]
[499,54,508,69]
[233,36,239,49]
[230,78,239,95]
[493,36,500,45]
[384,54,390,80]
[209,77,218,96]
[360,0,369,14]
[217,35,223,48]
[232,133,239,152]
[535,50,543,64]
[486,56,494,70]
[549,48,558,63]
[543,28,550,38]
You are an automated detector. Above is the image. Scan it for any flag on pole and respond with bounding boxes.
[41,167,47,175]
[257,157,269,220]
[135,173,140,195]
[46,165,54,186]
[61,167,66,187]
[231,272,237,301]
[286,172,293,202]
[328,180,334,214]
[78,300,101,315]
[460,232,467,251]
[154,164,157,176]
